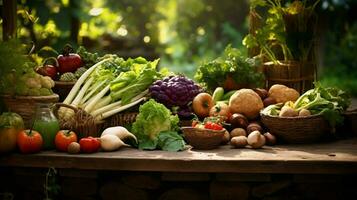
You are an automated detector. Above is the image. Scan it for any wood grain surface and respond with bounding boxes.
[1,138,357,174]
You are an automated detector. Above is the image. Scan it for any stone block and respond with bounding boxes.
[161,172,211,182]
[215,173,271,182]
[293,174,342,183]
[59,169,98,179]
[159,188,208,200]
[210,181,250,200]
[61,177,97,196]
[61,195,96,200]
[100,181,149,200]
[121,173,161,190]
[252,180,291,198]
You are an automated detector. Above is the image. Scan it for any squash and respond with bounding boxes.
[0,112,24,153]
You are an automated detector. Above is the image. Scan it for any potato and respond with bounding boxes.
[263,97,277,107]
[230,136,248,148]
[253,88,268,100]
[299,109,311,116]
[67,142,80,154]
[279,106,298,117]
[230,113,249,129]
[230,128,247,138]
[247,131,266,148]
[229,89,264,120]
[268,84,299,103]
[264,132,277,146]
[221,130,230,144]
[247,122,263,134]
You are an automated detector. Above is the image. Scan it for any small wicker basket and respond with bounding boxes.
[181,127,225,150]
[54,103,138,138]
[1,94,59,128]
[53,103,102,138]
[260,113,330,143]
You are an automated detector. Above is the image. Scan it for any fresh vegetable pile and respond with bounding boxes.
[262,82,351,127]
[58,56,163,122]
[2,37,354,155]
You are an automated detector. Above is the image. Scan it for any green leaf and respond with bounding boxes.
[138,135,158,150]
[157,131,185,152]
[249,0,266,9]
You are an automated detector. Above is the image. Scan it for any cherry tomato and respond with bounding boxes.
[211,123,223,130]
[204,121,213,129]
[204,121,223,131]
[55,130,78,152]
[79,137,100,153]
[17,130,43,154]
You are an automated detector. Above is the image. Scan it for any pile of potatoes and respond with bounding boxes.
[222,114,276,149]
[222,84,299,149]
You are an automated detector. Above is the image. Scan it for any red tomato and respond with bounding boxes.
[17,130,43,154]
[79,137,100,153]
[204,121,213,129]
[204,121,223,131]
[211,123,223,130]
[57,53,82,73]
[55,130,78,152]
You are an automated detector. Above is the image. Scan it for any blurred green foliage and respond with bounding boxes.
[0,0,356,96]
[11,0,249,78]
[318,0,357,96]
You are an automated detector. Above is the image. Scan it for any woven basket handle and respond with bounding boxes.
[53,103,79,119]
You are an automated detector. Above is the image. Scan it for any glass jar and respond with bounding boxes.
[32,103,60,150]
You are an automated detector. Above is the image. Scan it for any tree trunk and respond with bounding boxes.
[2,0,17,40]
[69,0,80,43]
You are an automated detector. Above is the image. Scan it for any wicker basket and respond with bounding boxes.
[181,127,225,150]
[104,112,138,128]
[53,81,76,101]
[1,94,59,128]
[264,61,316,94]
[54,103,139,138]
[53,103,103,138]
[260,113,330,143]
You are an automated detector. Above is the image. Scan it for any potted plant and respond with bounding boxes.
[195,45,265,92]
[243,0,320,93]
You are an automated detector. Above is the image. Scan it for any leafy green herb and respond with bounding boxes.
[195,45,264,92]
[244,0,321,63]
[76,46,99,68]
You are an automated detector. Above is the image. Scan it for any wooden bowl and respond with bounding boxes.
[181,127,225,150]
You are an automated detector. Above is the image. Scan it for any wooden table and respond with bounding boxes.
[1,138,357,174]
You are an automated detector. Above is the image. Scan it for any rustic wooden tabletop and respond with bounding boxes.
[1,138,357,174]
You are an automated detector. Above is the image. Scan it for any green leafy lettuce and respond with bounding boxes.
[293,82,350,127]
[132,99,185,151]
